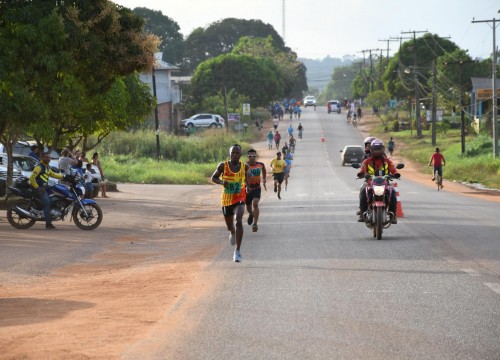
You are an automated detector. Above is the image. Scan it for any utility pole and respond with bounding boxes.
[361,48,380,92]
[444,59,475,153]
[378,38,398,67]
[282,0,285,42]
[402,30,427,138]
[472,17,499,158]
[152,66,160,162]
[431,60,437,146]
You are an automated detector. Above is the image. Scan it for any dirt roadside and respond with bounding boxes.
[1,116,498,360]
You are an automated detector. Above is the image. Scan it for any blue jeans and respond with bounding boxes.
[36,188,51,225]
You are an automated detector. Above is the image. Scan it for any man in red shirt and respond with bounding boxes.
[357,140,401,223]
[429,147,446,183]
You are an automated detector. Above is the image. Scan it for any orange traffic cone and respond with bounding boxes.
[320,130,325,142]
[394,182,404,218]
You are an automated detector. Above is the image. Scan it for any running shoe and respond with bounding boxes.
[247,214,254,225]
[233,250,241,262]
[229,232,236,246]
[277,192,281,199]
[252,224,258,232]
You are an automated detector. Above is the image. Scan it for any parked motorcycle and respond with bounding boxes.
[352,163,404,240]
[6,175,103,230]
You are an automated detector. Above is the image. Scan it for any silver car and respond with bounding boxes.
[180,114,225,129]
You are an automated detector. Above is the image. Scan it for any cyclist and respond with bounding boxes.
[429,147,445,188]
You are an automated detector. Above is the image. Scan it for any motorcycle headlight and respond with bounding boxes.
[373,185,385,196]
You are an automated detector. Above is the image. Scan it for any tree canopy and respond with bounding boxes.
[181,18,286,75]
[132,7,184,66]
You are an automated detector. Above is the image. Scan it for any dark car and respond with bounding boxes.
[340,145,364,166]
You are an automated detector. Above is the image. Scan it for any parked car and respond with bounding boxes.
[0,140,60,169]
[0,154,23,197]
[340,145,364,166]
[327,100,341,114]
[303,95,316,107]
[180,114,225,129]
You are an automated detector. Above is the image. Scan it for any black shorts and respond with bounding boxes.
[222,201,244,216]
[273,172,284,184]
[245,187,261,205]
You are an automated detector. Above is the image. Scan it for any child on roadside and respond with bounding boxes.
[84,163,94,199]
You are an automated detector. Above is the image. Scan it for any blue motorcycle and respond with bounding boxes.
[6,176,103,230]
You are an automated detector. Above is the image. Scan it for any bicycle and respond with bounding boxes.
[434,169,443,190]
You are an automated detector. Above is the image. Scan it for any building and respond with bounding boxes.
[470,77,500,132]
[139,53,182,132]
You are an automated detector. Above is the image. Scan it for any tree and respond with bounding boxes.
[132,7,184,66]
[191,53,283,107]
[383,33,460,101]
[0,0,159,187]
[232,36,307,98]
[182,18,285,74]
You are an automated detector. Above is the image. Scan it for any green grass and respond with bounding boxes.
[95,126,264,185]
[363,114,500,189]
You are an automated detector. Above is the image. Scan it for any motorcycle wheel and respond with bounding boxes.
[72,203,103,230]
[7,202,36,229]
[375,207,384,240]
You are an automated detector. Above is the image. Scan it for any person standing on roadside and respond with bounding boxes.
[29,152,65,229]
[270,151,286,200]
[245,149,267,232]
[28,145,40,161]
[92,152,109,198]
[387,137,395,157]
[211,144,249,262]
[58,148,77,176]
[429,147,446,185]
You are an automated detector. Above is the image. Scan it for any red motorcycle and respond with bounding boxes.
[353,163,404,240]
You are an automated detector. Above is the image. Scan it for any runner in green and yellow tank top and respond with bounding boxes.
[211,144,250,263]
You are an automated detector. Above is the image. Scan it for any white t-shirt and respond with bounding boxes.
[59,157,74,175]
[84,169,93,183]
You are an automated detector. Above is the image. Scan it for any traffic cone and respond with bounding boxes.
[320,130,325,142]
[394,182,405,218]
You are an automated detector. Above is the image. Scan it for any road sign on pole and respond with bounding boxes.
[242,103,250,115]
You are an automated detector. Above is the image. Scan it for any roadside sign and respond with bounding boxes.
[228,113,240,122]
[242,103,250,115]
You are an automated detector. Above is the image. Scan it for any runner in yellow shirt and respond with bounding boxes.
[211,144,250,262]
[270,151,286,199]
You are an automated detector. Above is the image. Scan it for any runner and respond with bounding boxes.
[270,151,286,200]
[211,144,249,262]
[245,149,267,232]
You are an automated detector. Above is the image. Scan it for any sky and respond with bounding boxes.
[112,0,499,60]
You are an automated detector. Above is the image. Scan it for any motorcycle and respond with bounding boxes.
[6,175,103,230]
[352,163,404,240]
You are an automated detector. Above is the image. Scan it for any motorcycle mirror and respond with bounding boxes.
[351,163,361,169]
[396,163,405,169]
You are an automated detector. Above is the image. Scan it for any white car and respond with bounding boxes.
[303,96,317,107]
[180,114,225,129]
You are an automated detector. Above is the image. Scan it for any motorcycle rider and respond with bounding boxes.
[29,152,65,229]
[356,139,400,224]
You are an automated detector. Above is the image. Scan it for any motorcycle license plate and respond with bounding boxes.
[373,201,385,207]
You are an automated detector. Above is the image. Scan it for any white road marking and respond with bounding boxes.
[484,282,500,295]
[461,268,480,277]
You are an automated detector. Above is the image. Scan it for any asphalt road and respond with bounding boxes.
[1,107,499,359]
[123,107,500,359]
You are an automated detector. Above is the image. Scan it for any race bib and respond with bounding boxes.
[224,181,241,194]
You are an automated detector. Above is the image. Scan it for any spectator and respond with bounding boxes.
[92,152,109,198]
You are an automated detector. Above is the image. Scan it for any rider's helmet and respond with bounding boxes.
[364,136,376,150]
[370,139,385,157]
